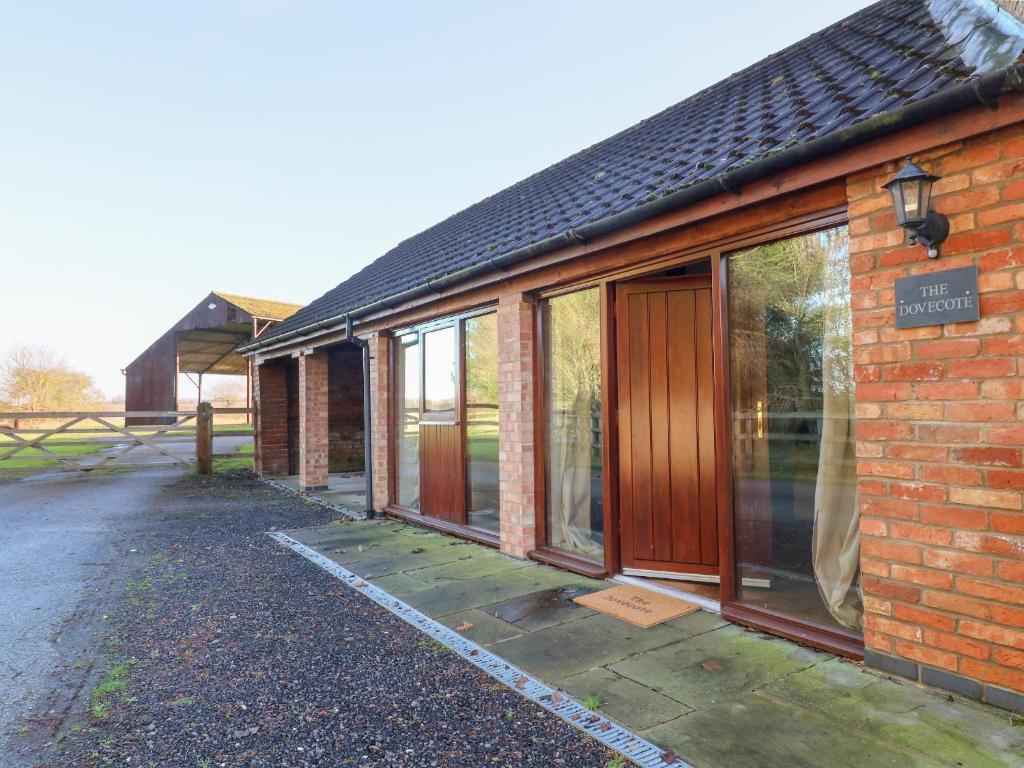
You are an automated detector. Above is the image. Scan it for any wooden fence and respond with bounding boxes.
[0,405,253,474]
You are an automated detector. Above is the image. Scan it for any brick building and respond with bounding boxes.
[242,0,1024,713]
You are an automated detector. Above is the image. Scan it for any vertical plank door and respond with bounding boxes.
[616,277,718,575]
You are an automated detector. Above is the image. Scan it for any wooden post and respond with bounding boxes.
[246,360,253,425]
[197,401,213,475]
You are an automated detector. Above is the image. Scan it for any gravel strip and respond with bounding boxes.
[36,471,617,767]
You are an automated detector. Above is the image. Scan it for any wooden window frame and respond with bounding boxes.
[386,305,500,548]
[529,205,862,658]
[715,212,863,659]
[532,283,612,577]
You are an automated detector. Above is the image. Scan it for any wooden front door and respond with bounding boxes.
[616,276,718,576]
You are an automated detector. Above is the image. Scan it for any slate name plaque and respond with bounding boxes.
[895,266,980,329]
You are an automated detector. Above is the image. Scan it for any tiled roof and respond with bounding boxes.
[259,0,1024,345]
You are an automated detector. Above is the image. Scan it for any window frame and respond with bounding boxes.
[532,283,612,578]
[527,205,860,657]
[717,215,863,658]
[387,305,500,546]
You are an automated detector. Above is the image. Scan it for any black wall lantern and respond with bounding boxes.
[883,157,949,259]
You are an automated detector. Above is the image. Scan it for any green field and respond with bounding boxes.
[0,437,106,470]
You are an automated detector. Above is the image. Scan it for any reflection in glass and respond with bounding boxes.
[543,288,604,561]
[423,326,457,415]
[395,333,420,509]
[728,225,861,632]
[464,313,499,533]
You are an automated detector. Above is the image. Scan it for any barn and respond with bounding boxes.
[124,291,302,424]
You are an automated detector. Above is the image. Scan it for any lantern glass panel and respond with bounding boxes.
[902,179,922,223]
[888,182,907,226]
[917,178,932,222]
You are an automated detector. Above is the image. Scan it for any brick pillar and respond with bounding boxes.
[367,333,391,512]
[298,351,329,490]
[849,123,1024,705]
[497,293,537,558]
[254,361,289,476]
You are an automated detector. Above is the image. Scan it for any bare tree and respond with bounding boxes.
[208,379,246,408]
[0,345,104,413]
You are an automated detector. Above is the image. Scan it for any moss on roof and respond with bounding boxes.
[212,292,304,321]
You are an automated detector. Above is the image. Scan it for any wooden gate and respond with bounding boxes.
[0,407,252,474]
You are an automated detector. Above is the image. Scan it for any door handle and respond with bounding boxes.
[756,400,764,439]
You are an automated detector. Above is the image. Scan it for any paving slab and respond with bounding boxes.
[764,658,1024,768]
[436,608,525,646]
[285,521,413,554]
[486,585,599,632]
[315,491,365,509]
[403,551,537,583]
[495,613,687,679]
[348,545,476,579]
[367,572,438,597]
[663,609,730,637]
[556,667,692,731]
[400,566,596,619]
[274,474,368,513]
[610,624,821,708]
[645,692,945,768]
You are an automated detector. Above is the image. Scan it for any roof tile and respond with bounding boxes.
[263,0,1019,343]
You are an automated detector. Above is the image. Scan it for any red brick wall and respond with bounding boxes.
[850,123,1024,696]
[254,361,289,476]
[497,293,537,558]
[327,344,365,473]
[298,352,329,490]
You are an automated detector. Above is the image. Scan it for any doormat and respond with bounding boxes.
[573,584,700,628]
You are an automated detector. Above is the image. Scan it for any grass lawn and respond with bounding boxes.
[0,440,106,470]
[213,443,254,473]
[466,422,498,463]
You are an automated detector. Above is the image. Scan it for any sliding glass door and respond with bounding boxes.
[540,287,604,562]
[395,332,420,510]
[726,225,861,635]
[464,313,500,533]
[391,310,499,537]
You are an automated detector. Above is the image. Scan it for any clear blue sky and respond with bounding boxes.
[1,0,869,397]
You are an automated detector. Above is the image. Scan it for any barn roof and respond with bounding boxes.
[212,292,303,322]
[127,291,304,377]
[250,0,1024,350]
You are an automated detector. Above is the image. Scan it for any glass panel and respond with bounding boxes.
[727,225,861,633]
[464,313,499,534]
[423,326,457,416]
[543,287,604,561]
[903,179,921,222]
[395,333,420,509]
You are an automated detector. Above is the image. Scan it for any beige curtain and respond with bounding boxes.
[551,390,602,558]
[811,250,862,631]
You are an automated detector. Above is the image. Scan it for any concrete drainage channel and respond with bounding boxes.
[270,532,687,768]
[259,478,366,521]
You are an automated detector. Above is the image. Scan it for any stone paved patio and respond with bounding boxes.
[284,519,1024,768]
[275,472,367,511]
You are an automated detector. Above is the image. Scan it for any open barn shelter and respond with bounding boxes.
[124,291,303,424]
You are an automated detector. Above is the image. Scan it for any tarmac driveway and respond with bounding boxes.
[0,467,182,764]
